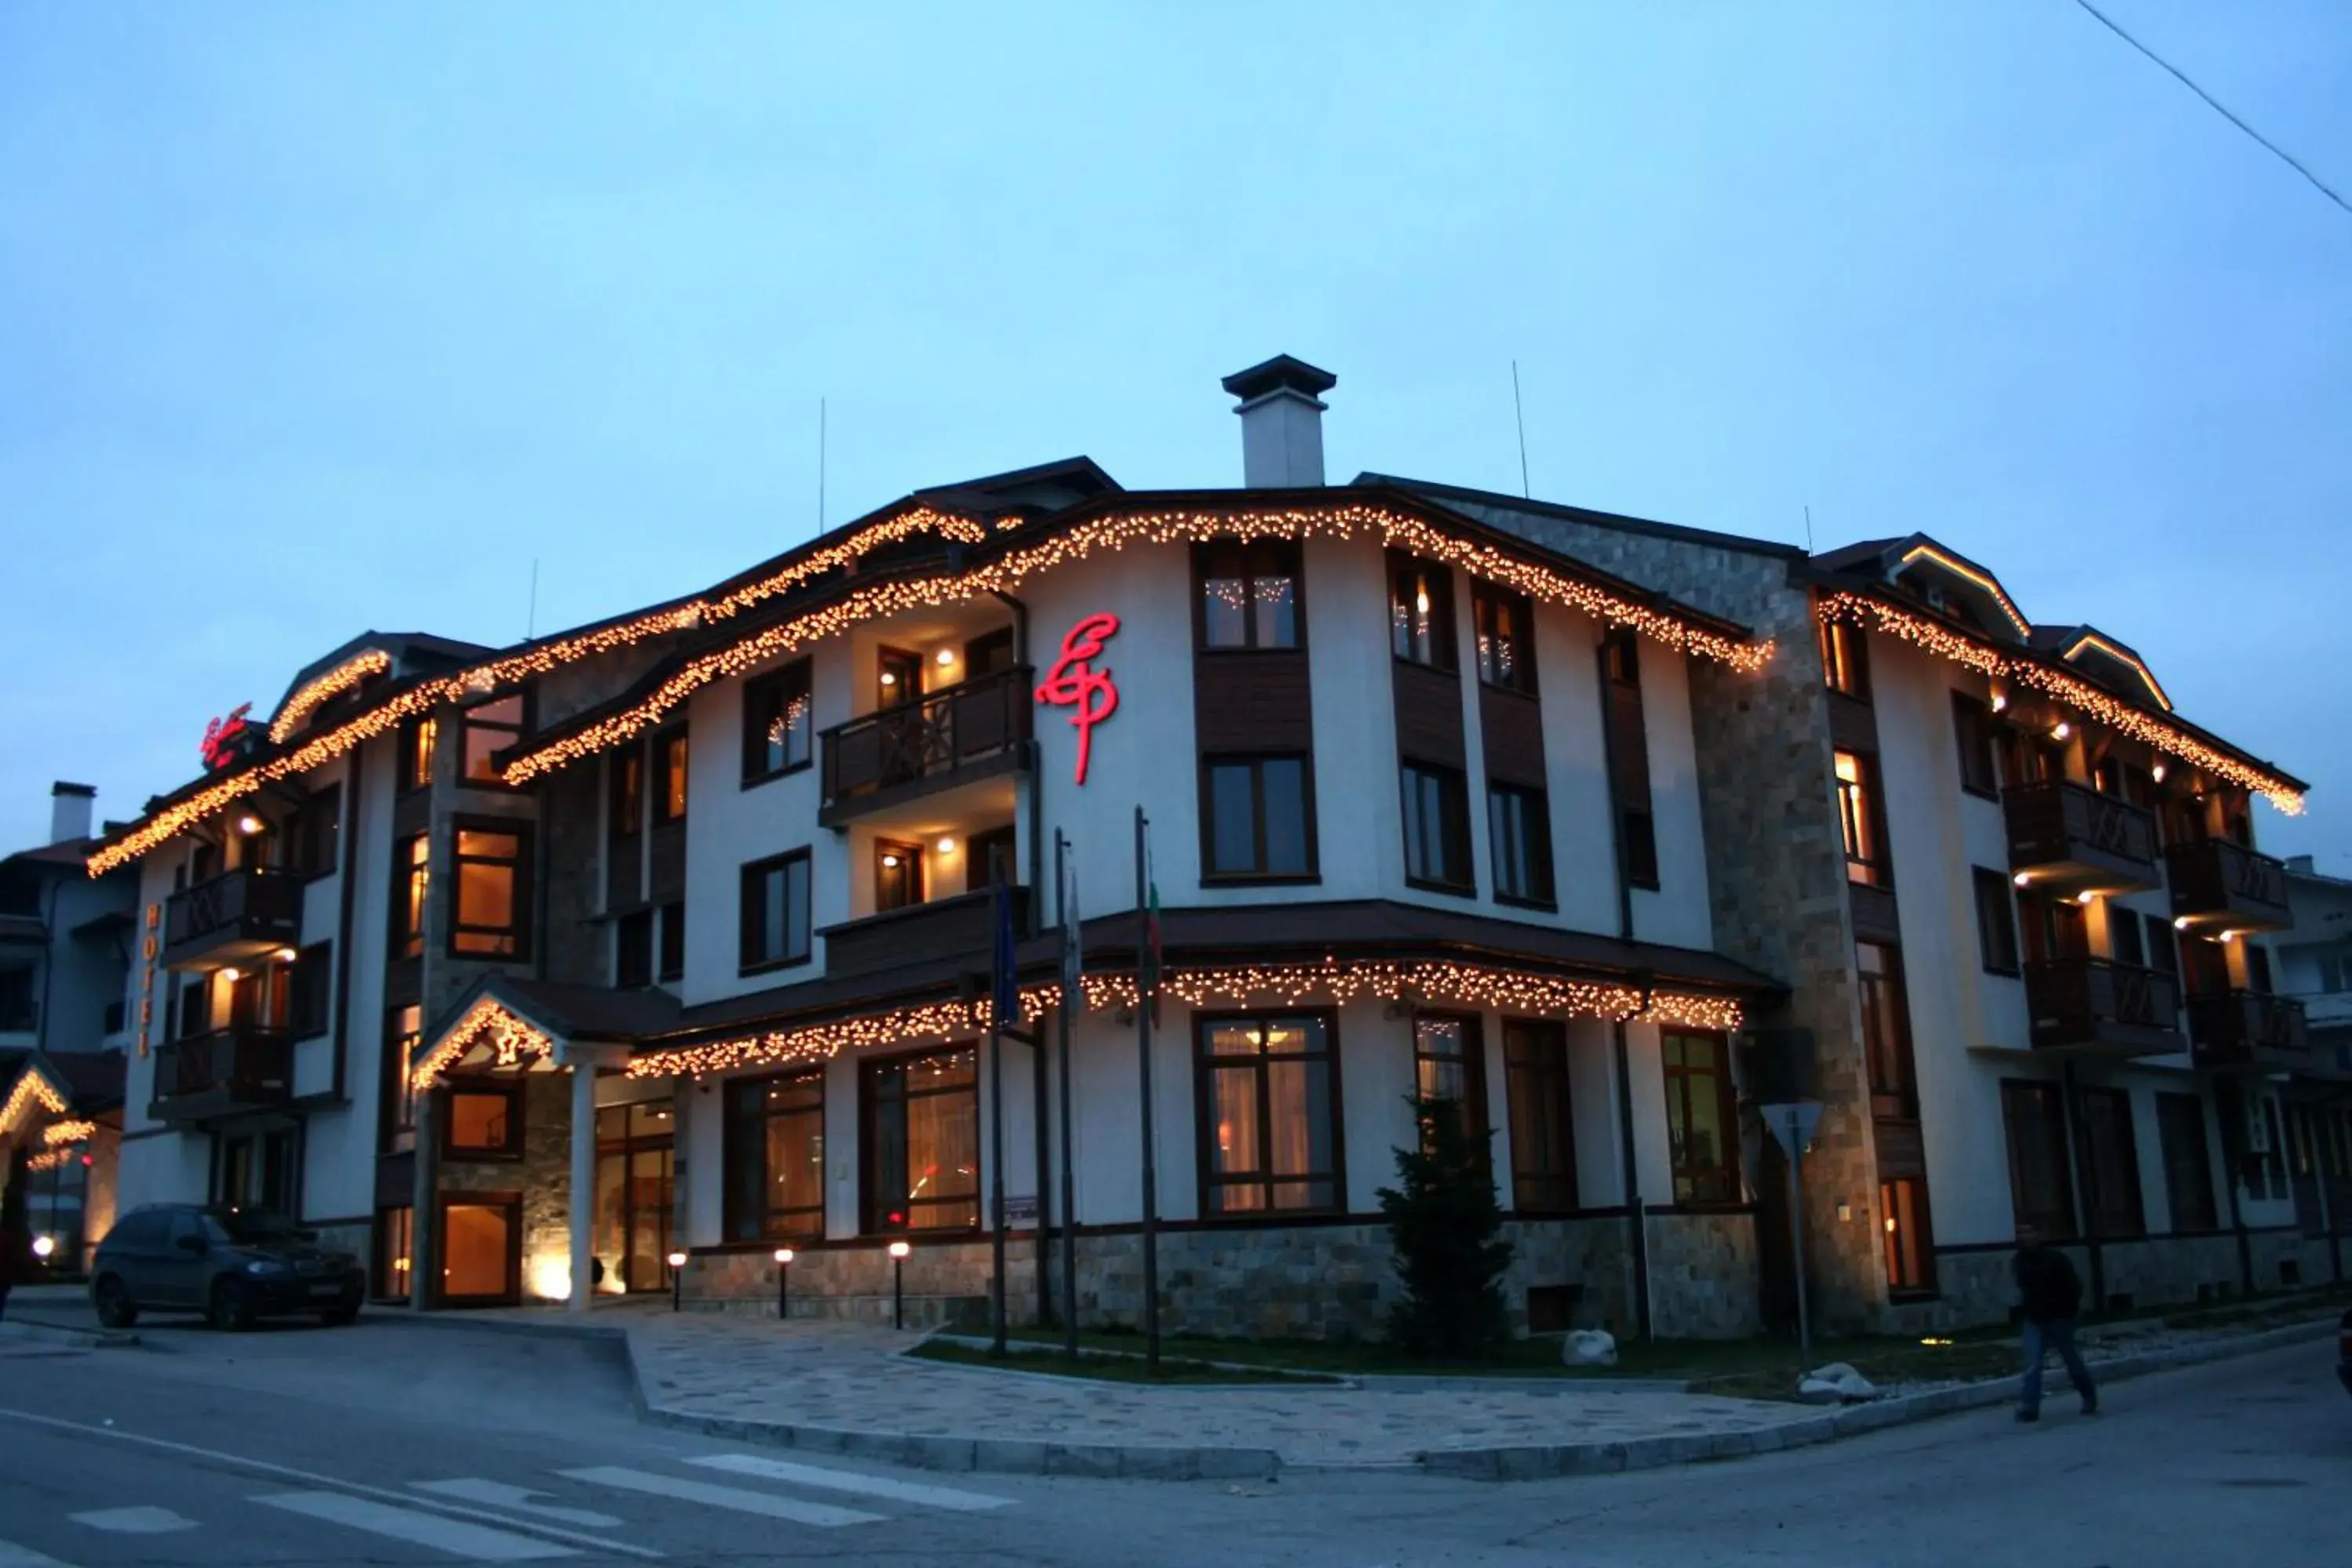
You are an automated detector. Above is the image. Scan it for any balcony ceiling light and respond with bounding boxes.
[236,814,265,835]
[2173,916,2192,931]
[218,967,241,983]
[2151,762,2168,782]
[935,837,956,855]
[2013,872,2033,888]
[2076,890,2096,906]
[935,649,956,666]
[880,672,898,687]
[2050,721,2071,741]
[275,947,297,964]
[881,854,900,868]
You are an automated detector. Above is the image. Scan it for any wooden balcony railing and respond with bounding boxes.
[820,884,1032,981]
[2166,838,2292,933]
[2004,779,2160,894]
[2023,956,2181,1054]
[151,1024,294,1119]
[2187,990,2310,1071]
[819,666,1033,822]
[163,866,304,967]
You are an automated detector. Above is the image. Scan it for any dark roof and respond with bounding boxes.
[48,1051,125,1111]
[1807,536,1902,573]
[1357,474,1809,561]
[3,840,97,869]
[432,976,687,1047]
[1221,354,1338,402]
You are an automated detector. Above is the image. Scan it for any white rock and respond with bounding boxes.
[1798,1362,1878,1402]
[1563,1329,1618,1367]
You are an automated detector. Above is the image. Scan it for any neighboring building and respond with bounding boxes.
[91,358,2336,1335]
[2277,856,2352,1265]
[1,782,138,1268]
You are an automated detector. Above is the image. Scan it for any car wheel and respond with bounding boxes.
[319,1301,361,1327]
[92,1276,139,1329]
[208,1277,255,1333]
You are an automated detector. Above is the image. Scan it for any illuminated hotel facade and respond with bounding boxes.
[95,357,2344,1336]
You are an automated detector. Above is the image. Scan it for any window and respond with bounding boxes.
[392,833,429,960]
[964,626,1016,678]
[293,785,341,879]
[450,822,530,959]
[1472,583,1536,693]
[1661,1032,1739,1206]
[740,850,812,972]
[1400,763,1473,892]
[1973,868,2020,975]
[609,748,644,840]
[1413,1014,1486,1149]
[1196,1012,1341,1215]
[1196,539,1301,650]
[1856,942,1915,1114]
[876,646,921,709]
[1835,750,1888,887]
[875,840,924,913]
[1388,554,1454,670]
[2247,944,2274,995]
[289,942,332,1039]
[2078,1087,2146,1237]
[460,695,525,786]
[382,1004,420,1153]
[375,1207,413,1302]
[1503,1019,1577,1211]
[616,909,654,989]
[2001,1080,2076,1237]
[724,1071,825,1242]
[2110,910,2146,969]
[400,716,438,793]
[650,729,689,824]
[2156,1092,2218,1232]
[1881,1177,1934,1294]
[1602,630,1657,891]
[1203,756,1315,880]
[0,967,35,1033]
[1951,693,1999,797]
[446,1083,523,1159]
[1487,785,1554,907]
[1819,617,1870,700]
[967,826,1018,891]
[2144,914,2179,984]
[862,1047,979,1232]
[658,901,684,983]
[742,660,813,783]
[1620,808,1659,891]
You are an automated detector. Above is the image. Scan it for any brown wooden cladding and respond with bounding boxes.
[1479,685,1546,789]
[1392,659,1466,769]
[1603,661,1650,805]
[1849,881,1902,946]
[1828,691,1878,753]
[1193,651,1314,754]
[1872,1117,1926,1180]
[606,834,640,908]
[649,820,686,906]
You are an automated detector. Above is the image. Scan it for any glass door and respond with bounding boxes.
[594,1102,676,1294]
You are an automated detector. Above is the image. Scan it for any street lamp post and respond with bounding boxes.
[667,1249,688,1313]
[887,1240,911,1330]
[773,1247,794,1321]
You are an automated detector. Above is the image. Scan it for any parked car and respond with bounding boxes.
[89,1204,365,1330]
[2339,1305,2351,1399]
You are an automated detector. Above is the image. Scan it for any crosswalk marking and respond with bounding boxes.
[558,1467,883,1528]
[67,1506,197,1534]
[0,1539,79,1567]
[413,1480,624,1529]
[685,1453,1014,1512]
[253,1492,578,1561]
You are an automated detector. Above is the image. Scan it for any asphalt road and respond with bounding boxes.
[0,1314,2345,1566]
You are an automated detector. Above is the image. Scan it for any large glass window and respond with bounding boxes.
[740,850,812,972]
[1203,756,1314,879]
[1856,942,1915,1115]
[658,901,684,983]
[1503,1019,1577,1212]
[654,728,688,824]
[446,1083,522,1158]
[289,941,332,1040]
[875,840,924,913]
[375,1207,413,1302]
[2001,1079,2076,1237]
[1973,867,2020,974]
[609,748,643,841]
[616,909,654,989]
[724,1072,826,1241]
[2156,1091,2218,1232]
[392,833,429,960]
[1487,784,1553,906]
[1661,1032,1738,1206]
[1196,1012,1341,1215]
[293,785,341,879]
[1401,763,1472,891]
[862,1047,979,1232]
[450,823,529,959]
[1413,1014,1486,1154]
[1818,618,1870,700]
[1951,692,1999,797]
[461,695,525,786]
[1473,583,1536,693]
[742,660,814,783]
[381,1004,420,1153]
[1196,539,1301,650]
[1881,1177,1934,1294]
[2079,1087,2146,1238]
[1835,750,1888,887]
[401,716,437,793]
[1388,556,1454,670]
[1602,630,1658,891]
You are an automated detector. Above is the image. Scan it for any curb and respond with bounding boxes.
[0,1318,139,1350]
[357,1308,630,1344]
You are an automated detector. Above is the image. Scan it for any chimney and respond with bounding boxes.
[1221,354,1337,488]
[50,781,96,845]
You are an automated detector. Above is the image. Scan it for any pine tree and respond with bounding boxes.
[1377,1094,1514,1359]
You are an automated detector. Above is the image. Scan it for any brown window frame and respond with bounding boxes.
[1602,630,1659,891]
[1972,866,2020,975]
[443,1080,525,1162]
[1486,782,1555,909]
[615,908,655,989]
[289,940,333,1040]
[874,838,925,913]
[391,832,429,961]
[1856,941,1916,1117]
[1881,1176,1936,1296]
[860,1045,980,1235]
[658,900,685,983]
[739,848,813,975]
[399,715,438,795]
[653,727,689,825]
[1835,748,1891,888]
[1192,539,1305,652]
[1400,760,1475,895]
[292,784,342,880]
[724,1069,826,1243]
[448,818,532,961]
[2078,1085,2147,1239]
[1661,1030,1740,1207]
[380,1003,420,1154]
[434,1190,522,1306]
[742,659,814,786]
[373,1205,413,1302]
[459,694,528,789]
[2155,1091,2219,1233]
[1200,753,1318,884]
[2001,1078,2078,1239]
[1194,1009,1345,1218]
[1388,552,1457,673]
[1502,1018,1577,1213]
[1951,692,2000,799]
[1411,1011,1488,1154]
[609,747,644,843]
[1819,616,1871,701]
[1472,581,1537,695]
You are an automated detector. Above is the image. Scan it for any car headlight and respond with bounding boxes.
[245,1260,290,1276]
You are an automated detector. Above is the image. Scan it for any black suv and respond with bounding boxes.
[90,1204,366,1330]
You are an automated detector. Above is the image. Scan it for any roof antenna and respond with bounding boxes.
[1802,505,1815,556]
[526,557,539,641]
[818,397,828,530]
[1511,361,1531,499]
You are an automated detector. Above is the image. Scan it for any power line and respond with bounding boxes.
[2072,0,2349,219]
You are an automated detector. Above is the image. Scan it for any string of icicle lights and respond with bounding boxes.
[0,1071,69,1137]
[269,649,392,742]
[408,996,558,1088]
[624,960,1743,1081]
[1815,592,2303,815]
[93,500,1769,873]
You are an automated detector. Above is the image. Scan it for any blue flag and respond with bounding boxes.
[991,880,1022,1029]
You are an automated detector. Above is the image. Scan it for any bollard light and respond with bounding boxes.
[887,1240,911,1330]
[667,1249,688,1312]
[774,1247,795,1320]
[31,1234,56,1261]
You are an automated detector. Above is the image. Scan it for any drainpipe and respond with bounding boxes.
[991,590,1044,936]
[328,747,363,1103]
[2060,1060,2106,1311]
[1593,630,1651,1341]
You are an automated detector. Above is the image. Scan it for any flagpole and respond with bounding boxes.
[1134,805,1161,1372]
[1056,829,1080,1362]
[988,878,1009,1358]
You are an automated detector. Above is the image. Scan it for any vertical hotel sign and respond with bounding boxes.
[1034,614,1120,785]
[136,902,160,1057]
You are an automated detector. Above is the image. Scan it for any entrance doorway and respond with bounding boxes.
[594,1101,675,1294]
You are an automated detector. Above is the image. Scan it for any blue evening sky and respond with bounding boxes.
[3,3,2346,870]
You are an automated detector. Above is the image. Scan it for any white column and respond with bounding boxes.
[569,1063,596,1312]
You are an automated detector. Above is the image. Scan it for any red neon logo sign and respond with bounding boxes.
[1035,613,1120,786]
[200,703,253,771]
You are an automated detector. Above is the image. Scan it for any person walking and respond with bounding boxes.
[2013,1223,2096,1422]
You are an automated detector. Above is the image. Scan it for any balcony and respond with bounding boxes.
[2166,838,2292,935]
[2187,990,2310,1073]
[819,666,1033,827]
[148,1025,294,1123]
[2023,956,2182,1056]
[2004,779,2160,898]
[163,866,304,970]
[821,884,1032,982]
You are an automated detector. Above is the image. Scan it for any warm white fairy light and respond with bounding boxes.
[269,649,392,742]
[0,1073,70,1138]
[41,1118,96,1148]
[409,996,557,1087]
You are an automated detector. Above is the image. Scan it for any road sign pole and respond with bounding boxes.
[1786,1116,1811,1367]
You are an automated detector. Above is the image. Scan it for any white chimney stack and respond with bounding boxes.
[50,781,96,845]
[1222,354,1337,488]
